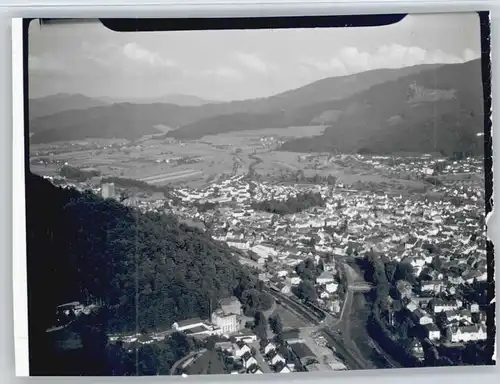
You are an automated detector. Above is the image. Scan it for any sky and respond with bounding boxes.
[28,13,482,101]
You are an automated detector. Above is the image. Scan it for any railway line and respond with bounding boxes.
[267,287,325,324]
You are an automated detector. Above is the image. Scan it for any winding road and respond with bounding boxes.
[170,348,207,375]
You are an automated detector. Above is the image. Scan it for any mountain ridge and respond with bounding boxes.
[29,93,109,119]
[96,93,220,107]
[279,59,484,155]
[29,63,446,144]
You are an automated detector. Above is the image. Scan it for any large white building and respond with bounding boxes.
[101,182,116,199]
[210,296,243,335]
[211,310,239,335]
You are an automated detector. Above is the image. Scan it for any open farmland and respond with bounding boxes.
[139,169,204,184]
[30,125,435,192]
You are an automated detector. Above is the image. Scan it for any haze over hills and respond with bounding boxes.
[96,94,220,107]
[29,93,109,119]
[166,59,484,156]
[279,59,484,155]
[28,60,485,156]
[29,63,443,144]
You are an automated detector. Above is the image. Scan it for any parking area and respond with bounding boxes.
[298,329,336,368]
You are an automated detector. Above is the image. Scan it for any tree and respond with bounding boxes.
[206,338,216,351]
[394,262,415,284]
[257,280,265,292]
[273,333,284,346]
[269,314,283,335]
[296,280,317,302]
[384,261,398,284]
[253,311,267,340]
[317,259,325,275]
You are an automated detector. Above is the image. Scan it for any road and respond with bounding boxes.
[320,262,374,370]
[170,348,207,375]
[249,341,272,373]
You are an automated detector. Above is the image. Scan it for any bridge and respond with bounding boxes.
[348,282,374,292]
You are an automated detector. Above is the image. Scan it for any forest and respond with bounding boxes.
[59,164,100,181]
[25,173,262,374]
[251,191,326,215]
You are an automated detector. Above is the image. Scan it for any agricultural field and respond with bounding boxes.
[29,125,436,192]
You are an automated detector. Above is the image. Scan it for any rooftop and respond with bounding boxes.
[174,317,203,328]
[290,342,316,360]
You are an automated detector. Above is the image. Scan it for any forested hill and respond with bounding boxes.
[26,172,258,338]
[279,59,484,155]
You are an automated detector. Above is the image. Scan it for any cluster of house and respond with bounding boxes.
[44,155,487,351]
[210,328,345,375]
[395,278,487,347]
[222,338,294,374]
[162,172,485,312]
[354,154,483,178]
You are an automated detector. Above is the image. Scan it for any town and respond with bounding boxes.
[40,150,488,374]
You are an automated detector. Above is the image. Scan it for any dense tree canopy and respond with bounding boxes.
[269,314,283,335]
[253,311,268,340]
[26,173,261,373]
[251,191,325,215]
[60,165,100,181]
[295,280,317,302]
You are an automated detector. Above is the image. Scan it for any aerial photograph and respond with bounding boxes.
[23,13,493,376]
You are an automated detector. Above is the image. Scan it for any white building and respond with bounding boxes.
[448,325,487,343]
[233,329,258,343]
[317,271,335,285]
[470,303,480,313]
[325,282,338,293]
[425,323,441,341]
[251,244,277,259]
[269,352,286,366]
[172,318,222,336]
[264,341,277,356]
[421,280,445,294]
[172,318,206,332]
[430,299,462,314]
[234,342,252,358]
[414,309,433,325]
[277,270,289,278]
[278,365,292,373]
[211,310,239,335]
[286,276,302,286]
[101,182,116,199]
[320,291,330,299]
[243,355,259,369]
[227,241,251,250]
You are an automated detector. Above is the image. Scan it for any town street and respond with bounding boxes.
[249,341,272,373]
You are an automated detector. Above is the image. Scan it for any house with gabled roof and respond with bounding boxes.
[267,349,287,366]
[448,324,487,343]
[242,352,258,369]
[263,341,277,356]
